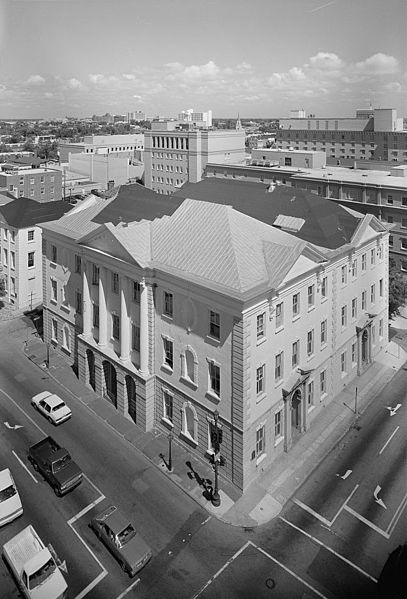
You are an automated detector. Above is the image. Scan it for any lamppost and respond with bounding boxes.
[168,430,173,473]
[211,409,221,507]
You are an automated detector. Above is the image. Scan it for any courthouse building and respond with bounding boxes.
[40,181,389,491]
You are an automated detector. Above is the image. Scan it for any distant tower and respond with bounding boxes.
[236,113,243,130]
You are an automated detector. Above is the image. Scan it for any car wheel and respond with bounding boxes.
[54,487,62,497]
[47,416,53,424]
[32,461,39,472]
[32,402,37,410]
[120,562,128,574]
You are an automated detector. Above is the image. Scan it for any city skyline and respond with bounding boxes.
[0,0,406,119]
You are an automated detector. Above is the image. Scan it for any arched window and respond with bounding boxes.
[181,401,198,444]
[181,345,198,387]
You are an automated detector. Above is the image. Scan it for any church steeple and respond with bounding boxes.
[236,113,242,130]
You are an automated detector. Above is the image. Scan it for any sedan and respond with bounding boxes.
[90,505,152,577]
[0,468,23,526]
[31,391,72,425]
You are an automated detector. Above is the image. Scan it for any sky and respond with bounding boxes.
[0,0,406,120]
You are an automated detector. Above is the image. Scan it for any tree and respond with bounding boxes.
[388,256,407,319]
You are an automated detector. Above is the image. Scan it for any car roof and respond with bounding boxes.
[0,468,13,490]
[43,394,66,408]
[98,506,132,534]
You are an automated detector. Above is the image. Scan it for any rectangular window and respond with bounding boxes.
[292,293,300,317]
[320,320,327,345]
[379,318,383,338]
[51,319,58,342]
[370,283,375,304]
[352,342,357,363]
[27,252,34,268]
[51,245,57,263]
[402,197,407,207]
[362,253,366,271]
[133,281,141,303]
[256,365,265,394]
[307,284,315,308]
[341,265,347,284]
[163,291,173,317]
[307,329,314,356]
[292,340,299,368]
[75,290,82,314]
[352,259,357,278]
[341,351,346,373]
[362,290,367,310]
[257,313,265,340]
[10,251,15,269]
[28,230,34,241]
[275,302,284,329]
[321,276,328,298]
[112,272,119,294]
[256,426,265,456]
[307,381,314,406]
[352,298,357,319]
[209,362,220,396]
[379,278,383,297]
[371,248,375,265]
[387,195,393,204]
[320,369,326,395]
[112,314,120,340]
[275,352,284,381]
[401,239,407,251]
[341,305,347,327]
[51,279,57,302]
[163,391,173,422]
[274,411,282,438]
[92,265,99,285]
[132,324,140,351]
[75,254,81,274]
[209,310,220,339]
[402,217,407,229]
[93,304,99,328]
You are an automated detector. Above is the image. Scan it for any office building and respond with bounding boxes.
[0,164,62,202]
[40,181,389,491]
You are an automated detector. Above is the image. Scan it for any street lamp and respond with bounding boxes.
[168,430,173,473]
[211,409,221,507]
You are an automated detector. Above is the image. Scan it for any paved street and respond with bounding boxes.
[0,315,406,598]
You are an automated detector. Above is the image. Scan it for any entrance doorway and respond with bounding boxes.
[103,360,117,407]
[362,329,369,363]
[291,390,301,439]
[125,375,136,423]
[86,350,95,390]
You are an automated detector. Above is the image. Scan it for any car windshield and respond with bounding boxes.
[29,558,56,589]
[52,455,71,472]
[52,402,66,412]
[0,484,16,502]
[117,524,136,546]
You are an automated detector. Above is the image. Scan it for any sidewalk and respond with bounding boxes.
[4,312,407,529]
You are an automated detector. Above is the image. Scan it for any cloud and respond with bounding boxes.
[133,94,142,100]
[309,52,343,71]
[123,73,135,80]
[88,73,105,84]
[67,78,82,89]
[355,53,399,75]
[26,74,45,86]
[44,92,54,98]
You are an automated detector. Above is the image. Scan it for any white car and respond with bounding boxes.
[31,391,72,425]
[0,468,23,526]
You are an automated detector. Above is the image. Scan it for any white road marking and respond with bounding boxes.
[253,541,329,598]
[12,450,38,483]
[373,485,387,509]
[293,484,359,528]
[191,541,252,598]
[386,492,407,536]
[336,469,352,480]
[114,578,140,599]
[83,473,106,499]
[379,426,399,455]
[386,403,401,416]
[68,495,105,524]
[280,517,378,583]
[201,515,212,526]
[0,387,47,436]
[4,421,23,430]
[343,505,390,539]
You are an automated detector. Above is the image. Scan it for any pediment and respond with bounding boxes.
[78,224,140,265]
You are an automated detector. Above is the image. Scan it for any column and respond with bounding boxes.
[120,277,130,361]
[98,267,108,347]
[82,262,92,337]
[139,278,149,376]
[362,187,367,203]
[283,395,291,452]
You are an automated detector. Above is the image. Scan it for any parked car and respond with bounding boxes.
[0,468,23,526]
[89,505,152,577]
[28,436,82,497]
[31,391,72,425]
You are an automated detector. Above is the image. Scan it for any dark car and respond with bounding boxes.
[90,505,152,577]
[378,543,407,598]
